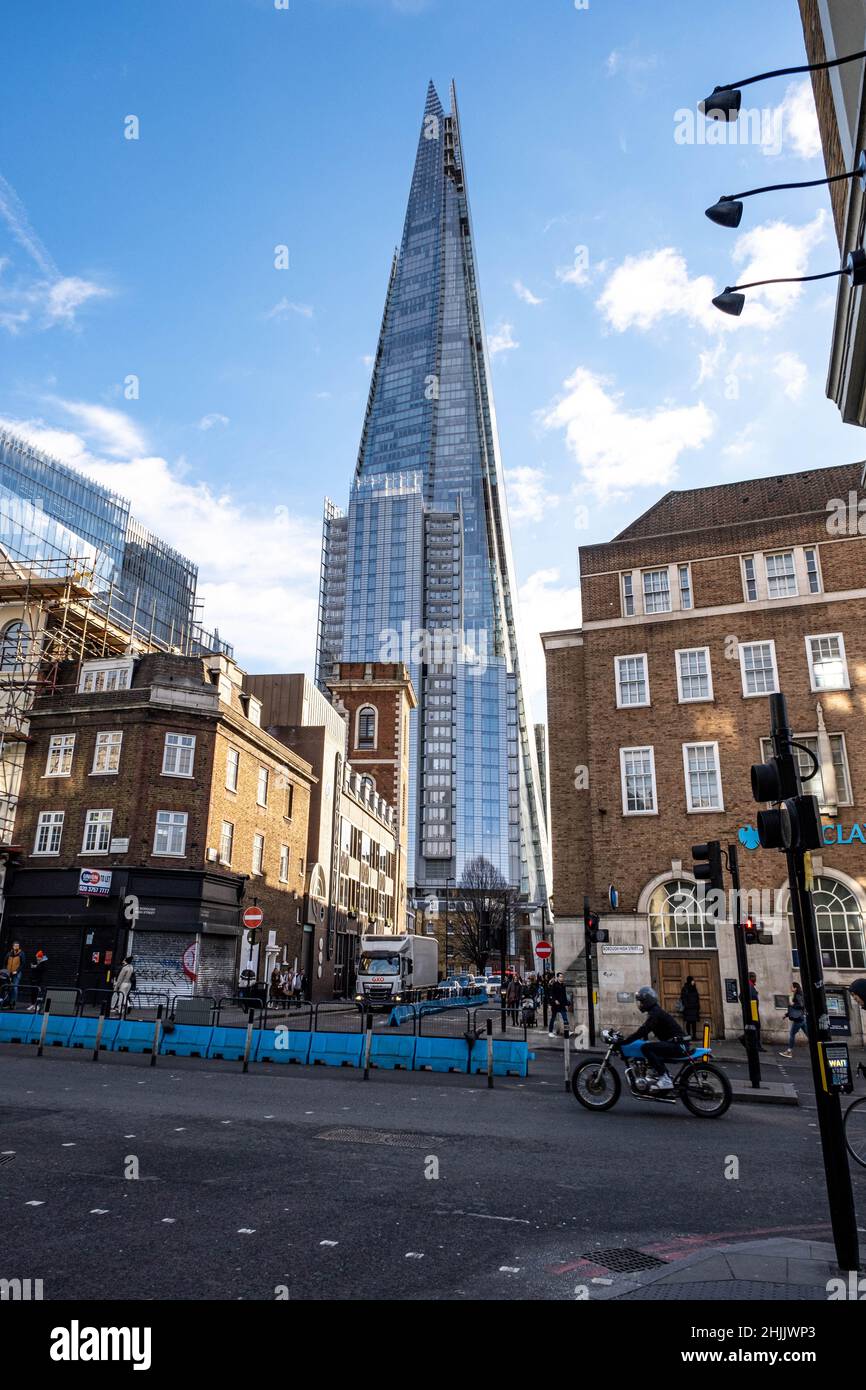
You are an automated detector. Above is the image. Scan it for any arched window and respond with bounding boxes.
[356,705,377,750]
[360,774,376,800]
[789,876,865,970]
[648,879,716,949]
[0,620,29,672]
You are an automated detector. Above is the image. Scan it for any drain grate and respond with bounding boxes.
[581,1247,667,1274]
[317,1127,427,1148]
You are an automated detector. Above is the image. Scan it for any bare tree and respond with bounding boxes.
[450,856,518,973]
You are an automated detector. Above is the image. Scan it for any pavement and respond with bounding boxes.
[1,1036,864,1301]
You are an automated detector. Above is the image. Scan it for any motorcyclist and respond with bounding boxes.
[623,985,689,1091]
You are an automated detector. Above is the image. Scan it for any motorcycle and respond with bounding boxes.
[571,1028,732,1119]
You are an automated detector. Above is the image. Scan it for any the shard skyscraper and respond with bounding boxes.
[316,81,550,915]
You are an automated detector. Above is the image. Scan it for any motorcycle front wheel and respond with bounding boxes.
[571,1058,622,1111]
[678,1061,732,1118]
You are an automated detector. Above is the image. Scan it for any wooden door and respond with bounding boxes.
[653,953,724,1039]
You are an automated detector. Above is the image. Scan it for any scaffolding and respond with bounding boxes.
[0,543,205,846]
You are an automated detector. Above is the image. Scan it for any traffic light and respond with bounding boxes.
[691,841,724,894]
[585,911,609,945]
[751,747,823,852]
[744,917,774,946]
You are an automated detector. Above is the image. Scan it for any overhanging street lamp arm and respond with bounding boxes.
[701,48,866,119]
[706,153,866,228]
[712,249,866,316]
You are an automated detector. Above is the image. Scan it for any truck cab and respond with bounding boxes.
[354,933,438,1007]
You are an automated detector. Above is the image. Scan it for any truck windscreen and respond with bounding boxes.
[358,955,400,975]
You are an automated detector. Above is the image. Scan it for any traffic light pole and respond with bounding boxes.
[726,842,761,1089]
[768,694,859,1272]
[583,895,596,1047]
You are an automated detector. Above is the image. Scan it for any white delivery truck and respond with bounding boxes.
[354,934,439,1007]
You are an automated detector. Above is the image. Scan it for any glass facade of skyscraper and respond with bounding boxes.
[0,429,228,655]
[316,82,549,908]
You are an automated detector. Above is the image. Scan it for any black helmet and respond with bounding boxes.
[635,986,658,1012]
[849,979,866,1006]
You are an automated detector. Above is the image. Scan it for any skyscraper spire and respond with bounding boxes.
[317,83,550,916]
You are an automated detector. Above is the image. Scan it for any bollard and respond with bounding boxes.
[363,1009,373,1080]
[150,1005,163,1068]
[92,1003,106,1062]
[36,997,51,1057]
[563,1029,571,1092]
[242,1007,255,1074]
[486,1018,494,1090]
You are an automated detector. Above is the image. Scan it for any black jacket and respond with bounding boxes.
[680,983,700,1022]
[548,980,569,1008]
[625,1004,685,1045]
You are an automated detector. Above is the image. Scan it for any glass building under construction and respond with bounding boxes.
[316,82,549,913]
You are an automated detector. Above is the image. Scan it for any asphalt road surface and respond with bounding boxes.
[0,1042,850,1301]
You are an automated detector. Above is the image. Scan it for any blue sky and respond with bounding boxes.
[0,0,861,719]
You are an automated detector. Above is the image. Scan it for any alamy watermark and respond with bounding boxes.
[674,106,782,155]
[378,623,488,675]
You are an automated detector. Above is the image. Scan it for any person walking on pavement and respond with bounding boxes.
[111,957,135,1017]
[4,942,25,1007]
[548,971,570,1037]
[506,972,522,1026]
[748,972,765,1051]
[679,975,701,1040]
[779,979,808,1057]
[291,969,303,1007]
[27,949,49,1011]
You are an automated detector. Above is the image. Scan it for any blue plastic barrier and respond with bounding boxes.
[469,1039,532,1077]
[369,1034,416,1070]
[112,1021,159,1054]
[70,1017,120,1050]
[255,1029,311,1064]
[161,1025,214,1058]
[34,1016,76,1048]
[414,1036,473,1073]
[308,1033,364,1068]
[388,991,487,1027]
[206,1026,254,1061]
[0,1013,37,1044]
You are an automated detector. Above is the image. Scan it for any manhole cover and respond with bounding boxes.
[317,1127,426,1148]
[581,1247,667,1274]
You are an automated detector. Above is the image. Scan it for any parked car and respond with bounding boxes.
[485,974,502,998]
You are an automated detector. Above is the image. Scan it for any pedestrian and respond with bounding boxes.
[292,969,303,1007]
[547,971,570,1038]
[4,941,25,1007]
[679,975,701,1040]
[749,972,764,1051]
[506,972,522,1025]
[111,957,135,1017]
[27,949,49,1011]
[779,979,808,1058]
[270,964,284,1005]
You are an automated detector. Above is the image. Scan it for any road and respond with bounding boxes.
[0,1042,850,1301]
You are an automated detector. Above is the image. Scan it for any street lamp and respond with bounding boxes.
[712,248,866,317]
[705,152,866,229]
[444,875,454,980]
[699,47,866,122]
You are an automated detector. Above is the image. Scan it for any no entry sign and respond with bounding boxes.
[535,940,553,960]
[242,906,264,930]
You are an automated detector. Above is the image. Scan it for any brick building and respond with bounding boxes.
[245,667,411,999]
[543,463,866,1044]
[798,0,866,425]
[2,650,314,1002]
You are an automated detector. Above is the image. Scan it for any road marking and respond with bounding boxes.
[237,1228,256,1235]
[25,1200,44,1206]
[221,1120,232,1125]
[174,1127,186,1132]
[124,1134,135,1139]
[90,1209,109,1215]
[499,1266,521,1273]
[161,1218,176,1224]
[319,1240,338,1247]
[405,1252,424,1259]
[61,1143,75,1148]
[436,1210,530,1225]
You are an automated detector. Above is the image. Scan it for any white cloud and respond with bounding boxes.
[0,410,322,673]
[360,353,374,367]
[722,424,757,459]
[43,276,109,324]
[518,568,582,717]
[0,171,110,330]
[46,399,147,458]
[605,49,657,80]
[556,246,591,288]
[597,247,719,333]
[773,351,808,400]
[541,367,714,498]
[198,412,230,431]
[768,80,822,160]
[730,210,827,330]
[513,279,544,306]
[487,321,518,356]
[266,299,314,320]
[505,466,559,523]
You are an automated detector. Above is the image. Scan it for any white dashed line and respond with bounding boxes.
[61,1143,76,1148]
[319,1240,338,1248]
[405,1252,424,1259]
[237,1228,256,1235]
[499,1266,521,1274]
[90,1209,109,1215]
[25,1201,44,1207]
[161,1218,176,1224]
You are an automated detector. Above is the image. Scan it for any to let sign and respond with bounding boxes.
[78,869,112,897]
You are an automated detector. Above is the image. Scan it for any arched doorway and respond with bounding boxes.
[644,876,725,1037]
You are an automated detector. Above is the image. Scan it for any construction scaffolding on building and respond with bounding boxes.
[0,540,220,846]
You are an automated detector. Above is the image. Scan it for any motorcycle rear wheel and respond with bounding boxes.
[678,1061,732,1118]
[571,1059,622,1111]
